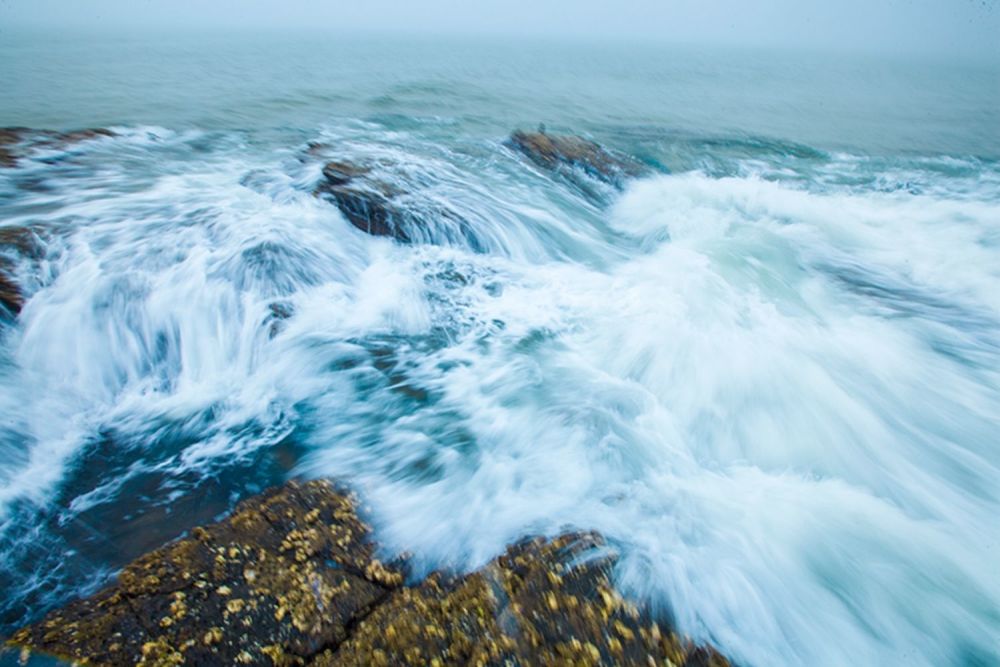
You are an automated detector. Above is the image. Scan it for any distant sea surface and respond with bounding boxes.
[1,32,998,666]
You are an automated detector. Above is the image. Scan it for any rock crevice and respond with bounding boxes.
[8,480,729,667]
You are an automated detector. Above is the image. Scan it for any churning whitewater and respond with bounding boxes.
[2,29,1000,664]
[1,121,998,666]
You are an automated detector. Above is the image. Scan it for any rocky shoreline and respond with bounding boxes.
[7,480,729,667]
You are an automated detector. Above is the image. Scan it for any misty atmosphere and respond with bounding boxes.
[0,1,998,666]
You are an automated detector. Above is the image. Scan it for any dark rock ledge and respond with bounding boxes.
[7,480,729,667]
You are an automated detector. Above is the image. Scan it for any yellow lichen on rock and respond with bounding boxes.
[7,480,728,667]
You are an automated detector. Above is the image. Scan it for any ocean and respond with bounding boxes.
[1,31,999,666]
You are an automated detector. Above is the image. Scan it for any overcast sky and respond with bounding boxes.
[3,0,998,58]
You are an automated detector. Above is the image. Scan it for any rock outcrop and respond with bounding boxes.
[506,130,649,194]
[313,532,728,667]
[308,145,478,247]
[9,481,405,666]
[313,159,478,248]
[314,160,413,240]
[8,480,729,667]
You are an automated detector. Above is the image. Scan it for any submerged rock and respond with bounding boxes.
[0,128,30,168]
[0,225,47,317]
[0,127,116,168]
[266,301,295,339]
[506,129,649,195]
[8,480,728,666]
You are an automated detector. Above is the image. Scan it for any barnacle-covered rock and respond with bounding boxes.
[8,480,404,666]
[8,481,728,667]
[315,532,727,667]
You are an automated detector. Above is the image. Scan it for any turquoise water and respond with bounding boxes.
[1,32,999,666]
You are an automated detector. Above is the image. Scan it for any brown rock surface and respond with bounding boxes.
[314,161,409,240]
[0,128,30,168]
[0,127,116,169]
[0,225,47,317]
[8,480,728,667]
[311,154,475,246]
[507,130,649,193]
[315,532,728,667]
[9,480,404,666]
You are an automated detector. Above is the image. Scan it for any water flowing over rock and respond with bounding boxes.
[506,130,649,195]
[0,127,115,168]
[314,160,412,240]
[0,128,28,168]
[0,226,47,318]
[8,480,728,667]
[313,158,476,248]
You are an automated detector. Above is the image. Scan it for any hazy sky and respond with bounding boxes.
[3,0,998,58]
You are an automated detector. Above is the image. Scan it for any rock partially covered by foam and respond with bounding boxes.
[9,480,404,666]
[314,160,411,240]
[506,129,649,194]
[8,480,728,667]
[0,127,116,168]
[0,225,47,318]
[313,158,474,247]
[0,128,27,168]
[317,532,728,667]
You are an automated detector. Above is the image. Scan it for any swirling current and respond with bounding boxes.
[1,34,999,666]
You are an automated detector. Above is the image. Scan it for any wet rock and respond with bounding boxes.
[49,128,116,145]
[266,301,295,338]
[0,127,116,168]
[0,271,21,316]
[506,129,649,194]
[305,142,331,159]
[0,226,47,317]
[315,532,727,667]
[0,128,31,168]
[9,481,729,667]
[312,157,478,248]
[9,480,405,666]
[313,160,414,241]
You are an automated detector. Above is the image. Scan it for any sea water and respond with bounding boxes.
[1,31,998,666]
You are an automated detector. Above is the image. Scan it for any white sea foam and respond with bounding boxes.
[0,129,998,665]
